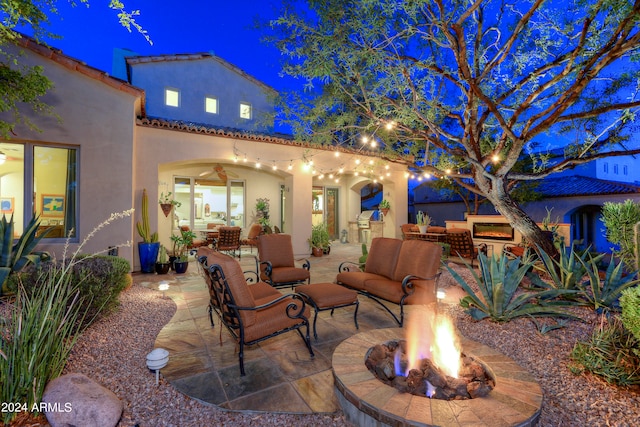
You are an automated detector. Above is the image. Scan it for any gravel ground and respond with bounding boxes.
[18,263,640,426]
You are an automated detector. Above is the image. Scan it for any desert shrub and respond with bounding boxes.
[601,199,640,272]
[20,254,131,328]
[570,316,640,386]
[620,286,640,348]
[444,252,581,322]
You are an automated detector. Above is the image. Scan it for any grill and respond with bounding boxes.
[357,210,376,229]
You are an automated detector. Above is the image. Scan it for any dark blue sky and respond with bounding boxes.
[36,1,294,92]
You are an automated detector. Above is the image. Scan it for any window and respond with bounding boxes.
[165,88,179,107]
[623,165,628,175]
[603,162,608,173]
[613,164,619,174]
[0,142,78,239]
[173,176,245,231]
[205,96,218,114]
[240,102,252,119]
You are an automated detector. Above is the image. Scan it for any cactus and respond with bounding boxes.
[136,189,158,243]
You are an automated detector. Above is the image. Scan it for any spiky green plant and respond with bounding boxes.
[570,316,640,386]
[0,214,50,297]
[577,256,640,312]
[136,188,158,243]
[0,269,86,424]
[537,242,604,292]
[445,252,580,322]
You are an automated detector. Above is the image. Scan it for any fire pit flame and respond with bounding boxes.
[404,308,461,378]
[365,308,495,400]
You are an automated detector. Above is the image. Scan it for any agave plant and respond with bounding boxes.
[537,242,604,291]
[577,255,640,312]
[0,214,50,297]
[445,252,580,322]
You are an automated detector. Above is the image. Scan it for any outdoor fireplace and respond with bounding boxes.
[472,222,515,241]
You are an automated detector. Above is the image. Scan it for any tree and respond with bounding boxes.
[267,0,640,256]
[0,0,150,137]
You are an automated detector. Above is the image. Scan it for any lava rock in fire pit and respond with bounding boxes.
[365,340,495,400]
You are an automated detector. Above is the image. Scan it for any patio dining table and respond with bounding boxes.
[404,231,447,243]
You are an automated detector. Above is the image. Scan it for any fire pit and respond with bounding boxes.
[333,327,543,427]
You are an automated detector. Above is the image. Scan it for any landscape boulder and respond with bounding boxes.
[42,373,122,427]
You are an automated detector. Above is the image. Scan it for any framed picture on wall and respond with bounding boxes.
[0,197,14,214]
[41,194,65,217]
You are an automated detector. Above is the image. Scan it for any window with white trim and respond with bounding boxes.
[165,88,180,107]
[205,96,218,114]
[240,102,252,119]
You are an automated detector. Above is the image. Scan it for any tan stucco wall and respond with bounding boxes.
[1,43,141,268]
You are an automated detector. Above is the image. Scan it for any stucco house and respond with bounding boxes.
[0,35,410,271]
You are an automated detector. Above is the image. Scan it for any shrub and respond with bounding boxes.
[570,316,640,386]
[620,286,640,346]
[20,254,131,328]
[444,252,580,322]
[601,199,640,272]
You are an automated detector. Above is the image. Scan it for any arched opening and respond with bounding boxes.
[566,204,603,252]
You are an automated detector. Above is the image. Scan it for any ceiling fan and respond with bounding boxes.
[0,150,21,164]
[198,163,239,182]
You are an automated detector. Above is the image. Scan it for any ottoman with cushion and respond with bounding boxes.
[295,283,359,340]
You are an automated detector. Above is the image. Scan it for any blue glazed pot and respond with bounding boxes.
[138,242,160,273]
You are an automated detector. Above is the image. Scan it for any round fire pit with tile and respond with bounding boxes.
[332,328,543,427]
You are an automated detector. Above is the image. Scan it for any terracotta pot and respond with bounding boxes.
[380,208,390,216]
[311,247,323,257]
[160,203,173,217]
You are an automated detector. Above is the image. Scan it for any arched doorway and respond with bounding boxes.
[567,204,602,251]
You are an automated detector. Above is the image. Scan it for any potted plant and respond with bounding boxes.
[416,210,431,234]
[136,189,160,273]
[170,228,195,274]
[255,198,271,228]
[159,192,181,217]
[155,244,171,275]
[379,199,391,216]
[308,223,330,257]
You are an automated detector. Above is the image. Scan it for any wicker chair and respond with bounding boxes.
[217,226,242,258]
[446,228,487,266]
[240,223,262,253]
[256,234,311,289]
[196,247,314,376]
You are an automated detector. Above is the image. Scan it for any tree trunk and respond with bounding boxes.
[483,179,558,259]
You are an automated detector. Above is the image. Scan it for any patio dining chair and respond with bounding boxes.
[217,226,242,258]
[446,228,487,267]
[256,233,311,289]
[199,247,314,376]
[240,223,262,253]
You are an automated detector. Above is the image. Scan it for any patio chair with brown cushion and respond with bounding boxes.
[240,223,262,253]
[217,226,242,259]
[446,228,487,266]
[256,233,311,289]
[400,223,419,239]
[198,247,314,376]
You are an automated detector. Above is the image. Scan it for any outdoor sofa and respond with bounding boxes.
[336,237,442,326]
